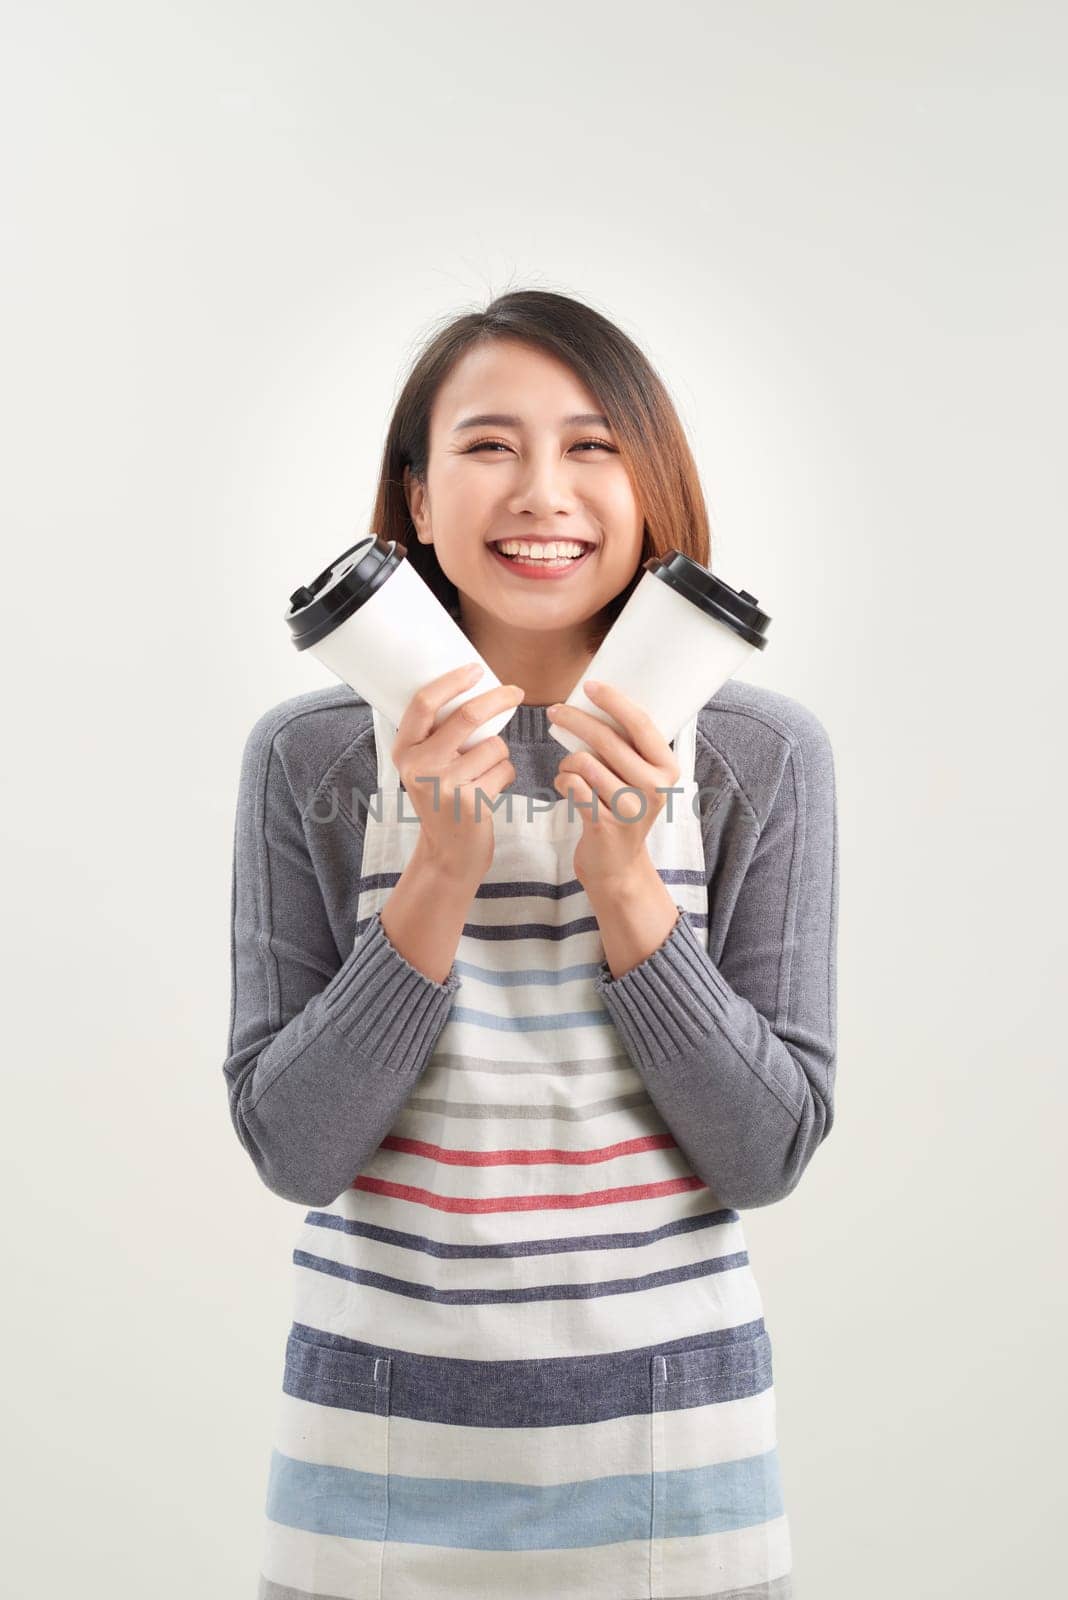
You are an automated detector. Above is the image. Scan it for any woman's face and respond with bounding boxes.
[405,338,646,646]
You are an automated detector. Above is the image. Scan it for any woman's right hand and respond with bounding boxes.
[390,663,524,887]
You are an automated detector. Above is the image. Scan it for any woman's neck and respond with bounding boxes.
[458,610,597,707]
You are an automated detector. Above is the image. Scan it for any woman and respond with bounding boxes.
[224,289,839,1599]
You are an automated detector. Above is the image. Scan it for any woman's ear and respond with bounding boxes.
[403,464,433,545]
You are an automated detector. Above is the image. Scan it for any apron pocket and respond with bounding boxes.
[263,1328,393,1590]
[650,1328,785,1596]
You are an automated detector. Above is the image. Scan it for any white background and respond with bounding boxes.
[2,2,1065,1594]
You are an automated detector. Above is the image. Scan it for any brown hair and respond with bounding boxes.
[369,287,712,649]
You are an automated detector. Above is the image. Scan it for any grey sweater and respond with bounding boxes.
[223,679,839,1212]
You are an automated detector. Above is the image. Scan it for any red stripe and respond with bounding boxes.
[379,1132,678,1166]
[352,1174,708,1213]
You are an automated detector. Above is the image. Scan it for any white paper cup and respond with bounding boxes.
[284,536,515,752]
[549,552,771,755]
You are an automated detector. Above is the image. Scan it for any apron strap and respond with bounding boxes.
[671,708,700,787]
[371,704,401,796]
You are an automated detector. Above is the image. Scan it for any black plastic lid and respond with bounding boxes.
[284,536,408,651]
[643,551,771,650]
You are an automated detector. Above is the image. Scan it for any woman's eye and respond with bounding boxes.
[465,439,617,455]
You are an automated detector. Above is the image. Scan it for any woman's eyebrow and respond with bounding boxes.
[452,411,612,431]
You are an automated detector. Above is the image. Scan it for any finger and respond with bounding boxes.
[425,682,525,768]
[401,723,512,804]
[439,755,517,818]
[395,661,486,746]
[469,756,516,808]
[554,764,624,826]
[549,701,662,790]
[558,754,647,824]
[583,680,669,766]
[553,768,595,820]
[445,733,514,787]
[399,676,521,767]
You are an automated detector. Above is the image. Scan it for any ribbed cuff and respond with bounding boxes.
[323,909,462,1065]
[593,904,734,1069]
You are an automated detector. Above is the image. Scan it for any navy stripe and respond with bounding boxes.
[356,911,709,941]
[282,1318,771,1428]
[301,1204,742,1259]
[291,1245,752,1308]
[356,867,707,900]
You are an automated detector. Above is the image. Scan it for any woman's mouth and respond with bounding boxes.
[488,539,595,580]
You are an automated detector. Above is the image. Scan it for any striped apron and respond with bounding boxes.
[257,703,793,1599]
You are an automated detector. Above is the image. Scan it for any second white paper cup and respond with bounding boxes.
[549,552,770,756]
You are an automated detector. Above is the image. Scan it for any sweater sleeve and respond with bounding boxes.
[592,706,839,1210]
[222,708,461,1207]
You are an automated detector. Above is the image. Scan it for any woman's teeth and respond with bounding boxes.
[493,540,589,566]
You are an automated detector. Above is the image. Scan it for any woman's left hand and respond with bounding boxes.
[549,680,680,893]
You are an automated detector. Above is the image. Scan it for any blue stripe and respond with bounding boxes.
[451,959,606,985]
[282,1319,771,1430]
[265,1449,386,1542]
[448,1005,616,1032]
[356,911,708,941]
[301,1204,741,1260]
[265,1448,783,1548]
[428,1049,634,1075]
[291,1246,751,1307]
[654,1451,785,1539]
[355,868,707,901]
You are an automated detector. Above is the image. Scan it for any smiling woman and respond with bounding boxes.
[400,335,652,700]
[371,291,712,701]
[227,287,836,1600]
